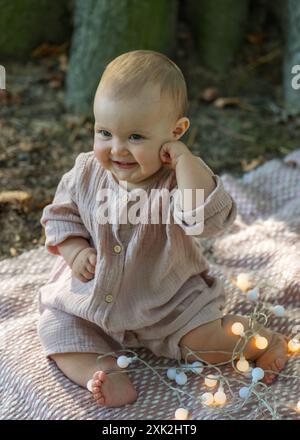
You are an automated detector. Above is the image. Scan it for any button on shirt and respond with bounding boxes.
[105,294,114,303]
[113,244,122,254]
[39,151,237,335]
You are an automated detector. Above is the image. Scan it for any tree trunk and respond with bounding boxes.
[0,0,72,61]
[65,0,179,117]
[185,0,249,74]
[283,0,300,115]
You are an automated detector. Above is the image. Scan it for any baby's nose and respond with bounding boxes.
[111,144,129,155]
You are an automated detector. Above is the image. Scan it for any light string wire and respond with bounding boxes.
[93,279,300,420]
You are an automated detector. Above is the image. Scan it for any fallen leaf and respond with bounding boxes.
[246,33,265,45]
[0,191,32,211]
[213,97,242,109]
[241,156,264,172]
[200,87,220,103]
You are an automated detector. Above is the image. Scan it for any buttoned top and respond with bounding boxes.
[39,151,237,338]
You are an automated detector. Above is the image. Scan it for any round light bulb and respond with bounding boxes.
[190,361,204,374]
[117,355,130,368]
[297,401,300,413]
[86,379,93,392]
[231,322,245,336]
[214,390,227,405]
[247,287,259,302]
[175,408,189,420]
[239,387,251,399]
[288,338,300,353]
[255,335,268,349]
[236,356,250,372]
[252,367,265,382]
[236,273,252,292]
[175,372,188,385]
[167,368,177,380]
[272,305,285,317]
[204,374,218,387]
[201,392,214,406]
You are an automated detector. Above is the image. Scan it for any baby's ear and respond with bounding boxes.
[173,117,190,140]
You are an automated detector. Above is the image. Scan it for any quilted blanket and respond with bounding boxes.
[0,150,300,420]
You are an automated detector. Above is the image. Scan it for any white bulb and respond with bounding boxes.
[204,374,218,387]
[175,372,188,385]
[255,335,268,349]
[288,338,300,353]
[231,322,245,336]
[252,367,264,382]
[297,401,300,413]
[236,273,252,292]
[236,356,250,372]
[191,361,204,374]
[167,368,177,380]
[272,305,285,317]
[247,287,259,302]
[214,390,227,405]
[86,379,93,392]
[239,387,251,399]
[117,355,130,368]
[175,407,189,420]
[201,392,214,406]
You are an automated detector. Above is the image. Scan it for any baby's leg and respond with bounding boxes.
[179,314,288,384]
[50,352,138,407]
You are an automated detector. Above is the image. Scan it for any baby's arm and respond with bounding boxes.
[57,236,91,268]
[41,153,91,256]
[172,154,237,238]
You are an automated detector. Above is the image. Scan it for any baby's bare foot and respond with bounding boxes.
[91,370,138,407]
[255,333,288,385]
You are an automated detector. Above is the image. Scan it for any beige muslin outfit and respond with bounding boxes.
[37,151,237,361]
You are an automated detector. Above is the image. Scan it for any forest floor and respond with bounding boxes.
[0,20,300,261]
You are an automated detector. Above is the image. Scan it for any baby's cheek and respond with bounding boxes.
[94,144,109,165]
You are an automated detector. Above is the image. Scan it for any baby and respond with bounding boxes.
[38,50,288,408]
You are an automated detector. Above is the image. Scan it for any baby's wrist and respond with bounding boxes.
[58,237,91,268]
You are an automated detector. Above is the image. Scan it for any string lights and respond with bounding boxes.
[86,272,300,420]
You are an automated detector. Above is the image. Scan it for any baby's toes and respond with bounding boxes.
[93,371,104,382]
[265,358,285,384]
[94,391,104,400]
[275,357,286,371]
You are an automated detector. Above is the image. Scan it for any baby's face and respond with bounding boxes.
[93,84,180,189]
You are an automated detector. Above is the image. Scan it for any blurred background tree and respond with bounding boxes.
[65,0,179,117]
[283,0,300,114]
[0,0,73,60]
[185,0,249,74]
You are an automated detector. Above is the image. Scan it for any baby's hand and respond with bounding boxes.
[160,140,193,170]
[71,247,97,283]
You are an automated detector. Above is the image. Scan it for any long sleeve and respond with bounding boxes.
[172,174,237,237]
[40,153,91,256]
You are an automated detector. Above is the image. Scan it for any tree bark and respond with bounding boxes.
[283,0,300,114]
[185,0,249,74]
[65,0,179,117]
[0,0,72,61]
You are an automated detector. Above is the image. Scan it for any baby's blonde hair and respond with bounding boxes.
[96,50,188,122]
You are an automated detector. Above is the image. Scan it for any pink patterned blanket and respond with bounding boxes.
[0,150,300,420]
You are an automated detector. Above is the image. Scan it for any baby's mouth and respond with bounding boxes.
[113,160,138,169]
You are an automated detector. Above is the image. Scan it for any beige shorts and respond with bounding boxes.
[37,273,226,361]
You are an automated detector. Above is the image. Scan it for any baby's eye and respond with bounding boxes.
[129,134,144,141]
[97,129,111,137]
